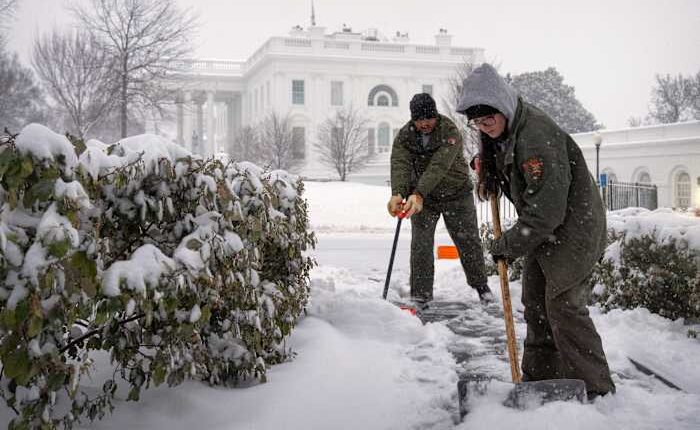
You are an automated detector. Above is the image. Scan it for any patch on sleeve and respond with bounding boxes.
[447,137,457,145]
[521,157,544,180]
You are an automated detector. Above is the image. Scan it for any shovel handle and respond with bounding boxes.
[491,196,523,384]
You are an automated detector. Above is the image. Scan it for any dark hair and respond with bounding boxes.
[464,104,500,120]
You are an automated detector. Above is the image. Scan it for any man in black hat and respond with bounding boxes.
[457,64,615,399]
[387,93,493,305]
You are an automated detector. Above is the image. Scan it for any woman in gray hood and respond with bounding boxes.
[457,63,615,398]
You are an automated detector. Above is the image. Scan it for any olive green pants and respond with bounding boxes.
[409,195,487,301]
[521,256,616,394]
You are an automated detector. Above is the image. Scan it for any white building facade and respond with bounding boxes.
[575,121,700,210]
[169,25,484,177]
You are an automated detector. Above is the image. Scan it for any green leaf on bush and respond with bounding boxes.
[20,158,34,178]
[153,364,166,387]
[127,386,140,402]
[186,239,202,251]
[0,149,15,178]
[27,315,43,338]
[4,347,30,381]
[48,239,71,259]
[48,372,67,391]
[9,419,30,430]
[23,179,56,207]
[1,309,16,329]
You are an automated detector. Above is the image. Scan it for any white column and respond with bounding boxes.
[206,91,215,156]
[194,94,204,155]
[182,91,193,152]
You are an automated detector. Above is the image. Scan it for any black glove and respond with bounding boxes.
[472,152,501,202]
[489,237,512,265]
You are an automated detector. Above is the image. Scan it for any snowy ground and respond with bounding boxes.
[3,181,700,429]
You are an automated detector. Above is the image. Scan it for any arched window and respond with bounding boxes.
[674,171,691,209]
[637,171,651,184]
[377,95,389,106]
[368,85,398,107]
[377,122,391,153]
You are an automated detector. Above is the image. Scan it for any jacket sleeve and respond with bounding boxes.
[495,132,572,259]
[390,130,413,197]
[414,126,464,198]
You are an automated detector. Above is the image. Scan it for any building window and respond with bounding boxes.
[368,84,398,106]
[637,171,651,184]
[377,94,390,106]
[675,171,691,209]
[331,81,344,106]
[378,122,391,153]
[292,80,305,105]
[422,84,433,96]
[292,127,306,159]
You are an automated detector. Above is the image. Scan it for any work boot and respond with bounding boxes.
[475,284,495,304]
[410,296,430,310]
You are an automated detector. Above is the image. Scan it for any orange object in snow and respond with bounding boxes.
[437,245,459,259]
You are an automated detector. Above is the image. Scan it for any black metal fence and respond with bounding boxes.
[602,181,658,211]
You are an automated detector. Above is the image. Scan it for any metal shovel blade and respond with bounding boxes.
[503,379,587,409]
[457,375,492,417]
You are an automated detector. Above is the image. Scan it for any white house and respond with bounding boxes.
[167,24,483,177]
[164,22,698,211]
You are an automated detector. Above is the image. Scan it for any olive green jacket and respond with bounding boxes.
[390,114,472,201]
[492,99,607,291]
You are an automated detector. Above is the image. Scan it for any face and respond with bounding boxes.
[414,118,437,134]
[471,113,507,139]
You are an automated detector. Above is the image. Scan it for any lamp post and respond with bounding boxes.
[592,132,602,186]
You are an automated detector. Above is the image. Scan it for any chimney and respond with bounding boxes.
[434,28,452,46]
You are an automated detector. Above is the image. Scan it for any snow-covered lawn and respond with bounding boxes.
[3,180,699,429]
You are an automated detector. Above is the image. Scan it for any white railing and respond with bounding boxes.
[324,41,351,50]
[179,59,244,75]
[361,43,405,53]
[416,45,440,54]
[450,47,474,56]
[284,37,312,47]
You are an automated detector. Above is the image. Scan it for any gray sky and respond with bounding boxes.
[7,0,700,129]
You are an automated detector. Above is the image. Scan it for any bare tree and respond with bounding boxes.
[0,50,46,131]
[231,125,263,164]
[441,61,480,161]
[314,107,372,181]
[257,111,302,172]
[0,0,18,48]
[649,73,695,124]
[71,0,199,137]
[32,30,115,139]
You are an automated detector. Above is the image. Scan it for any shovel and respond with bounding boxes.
[458,196,586,416]
[382,208,417,314]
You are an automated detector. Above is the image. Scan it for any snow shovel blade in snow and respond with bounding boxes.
[458,375,492,417]
[503,379,587,409]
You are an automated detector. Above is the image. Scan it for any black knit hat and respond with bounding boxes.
[410,93,438,121]
[464,104,500,120]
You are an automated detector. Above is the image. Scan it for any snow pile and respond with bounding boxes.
[608,207,700,254]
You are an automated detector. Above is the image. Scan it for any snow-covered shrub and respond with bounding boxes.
[0,125,315,429]
[591,209,700,321]
[480,220,523,281]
